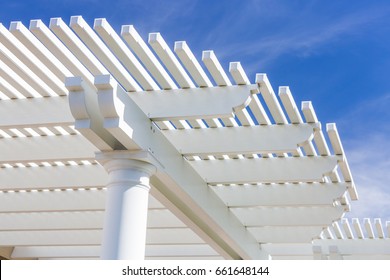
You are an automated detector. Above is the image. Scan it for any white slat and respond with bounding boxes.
[0,96,73,128]
[232,206,345,226]
[0,40,54,97]
[229,62,250,85]
[49,17,108,76]
[149,33,194,89]
[0,164,107,190]
[0,23,67,96]
[9,21,72,82]
[256,73,288,124]
[162,123,316,156]
[121,25,177,90]
[70,16,141,92]
[211,182,348,207]
[174,41,212,87]
[29,20,95,85]
[189,156,340,184]
[202,50,231,86]
[93,18,159,91]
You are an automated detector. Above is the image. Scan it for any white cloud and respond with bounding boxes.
[339,93,390,222]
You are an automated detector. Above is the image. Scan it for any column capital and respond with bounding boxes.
[96,150,157,174]
[96,150,156,190]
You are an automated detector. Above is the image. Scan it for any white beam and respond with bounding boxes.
[0,189,105,212]
[129,84,256,120]
[0,134,97,163]
[0,228,206,247]
[0,209,178,231]
[0,96,73,128]
[231,205,345,226]
[11,244,220,259]
[189,156,340,184]
[313,239,390,255]
[248,226,324,243]
[0,164,107,190]
[210,183,349,207]
[94,75,269,259]
[162,123,317,156]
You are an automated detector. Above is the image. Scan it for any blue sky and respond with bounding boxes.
[1,0,389,221]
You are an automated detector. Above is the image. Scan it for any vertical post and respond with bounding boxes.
[97,152,156,260]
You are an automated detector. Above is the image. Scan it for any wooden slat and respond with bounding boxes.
[29,19,94,85]
[162,123,317,156]
[231,205,345,226]
[149,33,194,89]
[211,182,349,207]
[93,18,159,91]
[248,226,324,243]
[0,23,67,96]
[189,156,340,184]
[202,50,231,86]
[0,164,107,190]
[70,16,141,92]
[0,134,97,163]
[174,41,212,87]
[0,96,73,128]
[121,25,177,90]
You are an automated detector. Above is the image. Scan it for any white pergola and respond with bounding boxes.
[0,16,389,260]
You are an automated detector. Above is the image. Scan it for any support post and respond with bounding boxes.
[96,151,156,260]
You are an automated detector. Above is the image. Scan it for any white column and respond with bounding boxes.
[97,153,156,260]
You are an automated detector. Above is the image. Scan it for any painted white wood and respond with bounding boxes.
[0,23,67,96]
[121,25,177,90]
[202,50,231,86]
[175,41,212,87]
[229,62,250,85]
[210,182,349,207]
[256,73,288,124]
[9,21,72,83]
[190,156,340,184]
[248,226,324,243]
[162,123,317,156]
[278,86,303,124]
[0,134,97,163]
[149,33,194,89]
[0,164,107,190]
[0,39,55,97]
[231,205,345,226]
[93,77,269,259]
[29,19,95,86]
[11,244,220,259]
[50,17,108,76]
[0,228,206,247]
[129,84,255,120]
[0,96,73,128]
[93,18,159,91]
[70,16,141,92]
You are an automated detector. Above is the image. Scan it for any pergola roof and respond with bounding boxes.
[0,16,388,260]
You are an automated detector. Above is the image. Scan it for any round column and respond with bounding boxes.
[99,156,156,260]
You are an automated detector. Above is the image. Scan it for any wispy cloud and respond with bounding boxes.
[345,133,390,221]
[203,3,390,73]
[338,93,390,221]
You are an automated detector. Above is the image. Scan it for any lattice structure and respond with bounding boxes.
[0,16,388,260]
